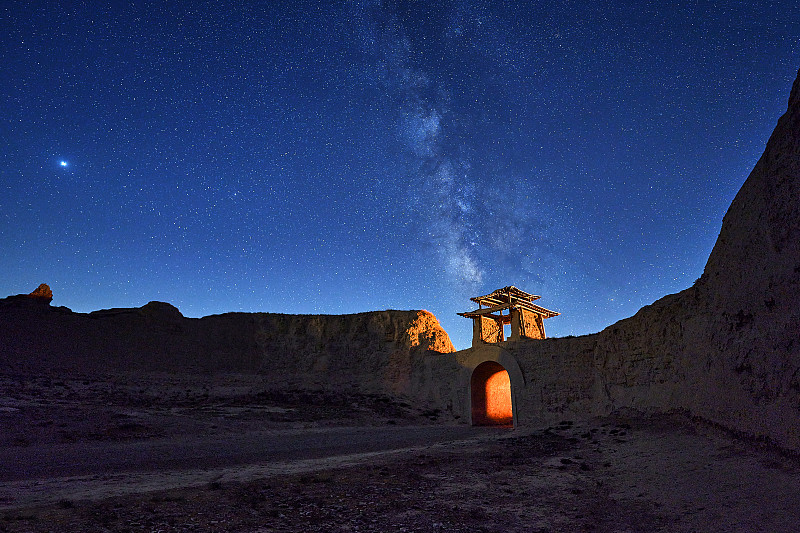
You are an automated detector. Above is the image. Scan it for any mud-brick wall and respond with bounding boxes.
[421,276,800,451]
[515,308,544,340]
[509,336,599,424]
[479,316,503,343]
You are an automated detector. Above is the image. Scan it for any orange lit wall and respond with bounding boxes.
[471,361,513,426]
[484,370,512,423]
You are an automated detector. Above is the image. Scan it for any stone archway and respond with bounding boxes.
[471,361,513,426]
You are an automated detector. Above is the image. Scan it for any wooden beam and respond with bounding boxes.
[469,303,510,315]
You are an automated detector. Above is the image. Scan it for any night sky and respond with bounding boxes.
[2,1,798,349]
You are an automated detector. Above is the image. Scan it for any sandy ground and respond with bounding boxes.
[2,373,800,532]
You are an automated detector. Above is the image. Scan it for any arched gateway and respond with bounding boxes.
[457,345,525,427]
[454,286,559,427]
[471,361,512,425]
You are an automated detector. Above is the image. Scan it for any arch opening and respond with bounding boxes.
[471,361,513,426]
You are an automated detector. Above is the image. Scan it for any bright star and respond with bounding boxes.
[59,160,68,167]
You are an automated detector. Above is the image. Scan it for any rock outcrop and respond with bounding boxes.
[27,283,53,302]
[1,283,54,305]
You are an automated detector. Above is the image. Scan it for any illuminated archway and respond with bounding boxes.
[471,361,513,426]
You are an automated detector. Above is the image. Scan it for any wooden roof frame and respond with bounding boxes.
[470,285,540,305]
[459,285,560,321]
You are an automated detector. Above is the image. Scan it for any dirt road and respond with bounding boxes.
[0,425,503,511]
[1,425,493,482]
[4,416,800,532]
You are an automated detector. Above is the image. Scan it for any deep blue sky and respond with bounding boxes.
[2,1,798,349]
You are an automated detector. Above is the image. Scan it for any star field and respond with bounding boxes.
[1,1,798,348]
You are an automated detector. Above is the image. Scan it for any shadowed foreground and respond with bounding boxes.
[2,414,799,532]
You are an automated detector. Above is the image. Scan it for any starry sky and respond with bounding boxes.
[2,1,798,349]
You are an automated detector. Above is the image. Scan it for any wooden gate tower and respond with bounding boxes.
[458,286,559,346]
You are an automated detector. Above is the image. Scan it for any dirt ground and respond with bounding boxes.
[2,373,800,532]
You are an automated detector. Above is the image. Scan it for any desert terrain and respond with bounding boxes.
[1,373,799,532]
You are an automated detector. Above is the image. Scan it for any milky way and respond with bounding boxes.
[354,1,579,295]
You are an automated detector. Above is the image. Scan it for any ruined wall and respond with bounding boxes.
[0,298,454,398]
[426,68,800,451]
[583,68,800,450]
